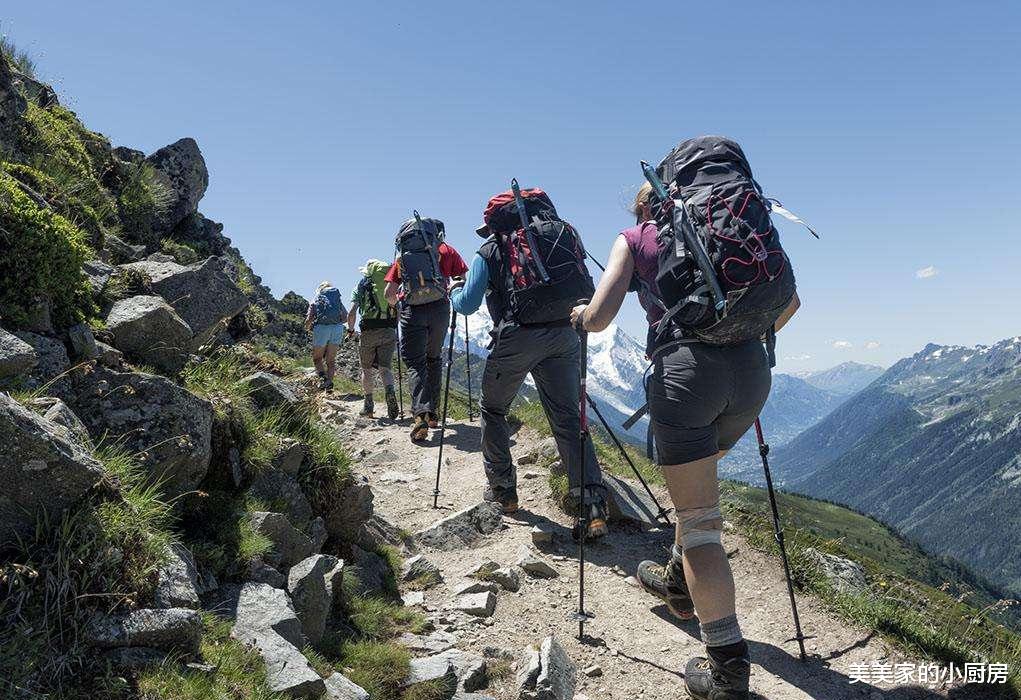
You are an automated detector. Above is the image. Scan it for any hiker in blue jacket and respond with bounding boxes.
[449,203,608,539]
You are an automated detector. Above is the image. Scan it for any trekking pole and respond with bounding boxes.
[464,314,474,421]
[584,395,672,527]
[573,311,595,640]
[432,308,458,509]
[755,417,811,661]
[396,320,405,420]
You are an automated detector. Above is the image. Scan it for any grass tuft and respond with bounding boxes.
[136,614,284,699]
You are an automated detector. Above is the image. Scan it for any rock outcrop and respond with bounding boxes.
[0,327,37,379]
[61,366,212,498]
[0,393,107,543]
[104,294,192,372]
[120,257,248,349]
[145,137,209,235]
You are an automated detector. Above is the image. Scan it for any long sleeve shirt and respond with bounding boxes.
[450,253,489,315]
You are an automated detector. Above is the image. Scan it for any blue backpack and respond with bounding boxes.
[313,286,346,325]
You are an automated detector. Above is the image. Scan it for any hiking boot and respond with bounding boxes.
[586,499,609,539]
[410,414,430,442]
[318,376,334,391]
[684,650,751,700]
[427,413,439,429]
[359,395,374,418]
[385,386,398,420]
[637,545,695,620]
[500,499,519,514]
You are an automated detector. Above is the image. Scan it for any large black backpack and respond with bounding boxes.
[653,136,796,346]
[482,186,595,325]
[395,215,447,306]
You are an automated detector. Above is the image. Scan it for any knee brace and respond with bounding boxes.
[678,503,723,550]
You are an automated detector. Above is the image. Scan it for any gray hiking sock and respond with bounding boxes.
[700,613,743,647]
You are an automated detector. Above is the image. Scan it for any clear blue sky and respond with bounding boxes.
[6,1,1019,371]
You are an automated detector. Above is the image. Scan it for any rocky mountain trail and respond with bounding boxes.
[322,390,962,699]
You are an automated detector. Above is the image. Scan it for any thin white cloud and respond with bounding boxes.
[832,340,853,350]
[865,341,881,350]
[784,354,813,361]
[915,265,939,279]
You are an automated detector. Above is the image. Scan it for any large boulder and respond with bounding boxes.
[240,372,301,410]
[518,637,575,700]
[145,138,209,233]
[87,608,202,654]
[415,501,503,551]
[154,543,201,609]
[236,628,325,698]
[248,511,314,569]
[119,257,248,349]
[13,331,69,393]
[804,548,869,596]
[61,367,212,498]
[172,212,230,256]
[104,295,192,372]
[82,259,114,295]
[249,469,314,532]
[233,582,305,649]
[0,393,107,544]
[286,554,343,644]
[25,397,92,449]
[324,672,369,700]
[320,474,375,544]
[0,328,37,380]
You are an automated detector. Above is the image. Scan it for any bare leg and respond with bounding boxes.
[661,451,735,625]
[324,344,339,381]
[312,345,326,376]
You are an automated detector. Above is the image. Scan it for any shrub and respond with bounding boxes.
[0,25,37,77]
[118,162,173,246]
[137,614,283,699]
[0,170,95,328]
[160,237,201,265]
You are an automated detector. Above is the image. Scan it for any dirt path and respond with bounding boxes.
[325,394,952,700]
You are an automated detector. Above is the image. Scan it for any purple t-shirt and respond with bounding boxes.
[621,221,663,328]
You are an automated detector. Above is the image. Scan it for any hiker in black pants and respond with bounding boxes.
[450,185,609,539]
[571,163,801,699]
[384,218,468,442]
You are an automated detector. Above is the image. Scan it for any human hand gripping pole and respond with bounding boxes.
[432,306,459,509]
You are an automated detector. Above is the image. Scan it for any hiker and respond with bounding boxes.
[570,137,801,699]
[450,183,609,539]
[305,281,348,391]
[347,259,399,418]
[384,215,468,441]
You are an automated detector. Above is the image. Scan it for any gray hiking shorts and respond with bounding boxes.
[649,340,771,465]
[359,327,397,369]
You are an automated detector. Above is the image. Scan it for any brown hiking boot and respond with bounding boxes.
[410,414,429,442]
[684,651,750,700]
[359,396,374,418]
[637,544,695,620]
[427,413,439,429]
[500,499,519,514]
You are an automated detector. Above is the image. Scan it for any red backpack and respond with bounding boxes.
[482,184,595,325]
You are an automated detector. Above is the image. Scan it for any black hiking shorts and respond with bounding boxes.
[649,340,771,465]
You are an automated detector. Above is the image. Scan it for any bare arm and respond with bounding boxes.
[347,306,357,332]
[384,281,400,307]
[571,235,634,333]
[774,291,800,333]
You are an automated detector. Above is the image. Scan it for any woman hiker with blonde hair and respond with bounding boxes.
[571,140,800,700]
[305,280,347,391]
